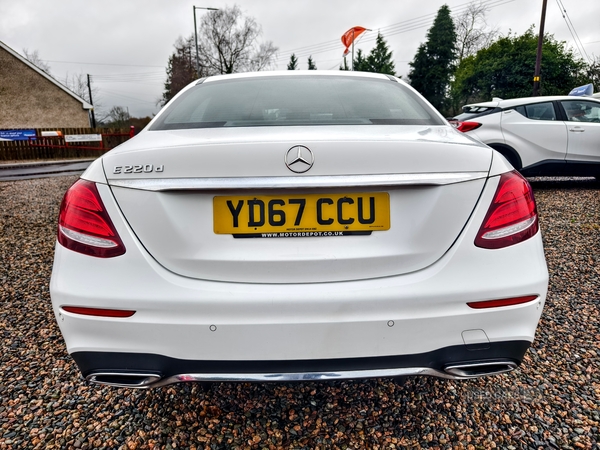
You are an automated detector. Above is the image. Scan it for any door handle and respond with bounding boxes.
[569,127,585,132]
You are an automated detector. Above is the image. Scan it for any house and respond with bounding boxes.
[0,40,93,129]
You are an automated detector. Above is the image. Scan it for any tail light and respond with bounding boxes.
[475,171,538,249]
[58,179,126,258]
[455,121,482,132]
[62,306,135,317]
[467,295,538,309]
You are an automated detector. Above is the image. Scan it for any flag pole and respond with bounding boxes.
[351,29,355,71]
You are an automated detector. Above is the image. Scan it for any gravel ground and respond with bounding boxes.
[0,176,598,450]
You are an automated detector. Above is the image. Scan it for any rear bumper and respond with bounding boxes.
[74,340,529,388]
[50,174,548,387]
[51,225,547,387]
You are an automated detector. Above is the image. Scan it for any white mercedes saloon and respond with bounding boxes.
[50,71,548,388]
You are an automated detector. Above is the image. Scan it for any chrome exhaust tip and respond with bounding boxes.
[444,360,518,378]
[86,372,162,388]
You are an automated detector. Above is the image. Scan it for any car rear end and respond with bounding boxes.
[450,101,504,141]
[50,72,548,388]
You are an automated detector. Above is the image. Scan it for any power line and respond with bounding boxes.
[93,75,165,83]
[43,59,164,68]
[90,71,166,87]
[275,0,514,62]
[93,72,164,78]
[554,0,590,62]
[98,89,158,105]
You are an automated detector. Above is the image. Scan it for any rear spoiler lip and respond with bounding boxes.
[107,172,489,192]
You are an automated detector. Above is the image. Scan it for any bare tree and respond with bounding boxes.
[585,55,600,89]
[63,73,93,101]
[196,5,277,75]
[245,42,278,72]
[63,72,104,120]
[102,106,130,128]
[454,1,499,63]
[22,48,52,74]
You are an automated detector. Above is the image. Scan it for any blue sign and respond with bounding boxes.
[0,129,37,141]
[568,84,593,96]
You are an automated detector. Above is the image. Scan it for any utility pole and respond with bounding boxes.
[87,74,96,128]
[193,6,200,76]
[533,0,548,96]
[193,6,219,77]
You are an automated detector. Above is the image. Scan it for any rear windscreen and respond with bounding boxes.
[150,76,444,130]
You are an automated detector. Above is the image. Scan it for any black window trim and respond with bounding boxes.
[503,100,562,121]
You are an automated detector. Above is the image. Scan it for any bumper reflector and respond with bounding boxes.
[62,306,136,318]
[467,295,538,309]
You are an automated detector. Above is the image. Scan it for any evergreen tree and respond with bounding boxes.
[346,33,394,75]
[161,37,198,106]
[365,32,395,75]
[307,56,317,70]
[287,53,298,70]
[353,49,369,72]
[408,4,457,113]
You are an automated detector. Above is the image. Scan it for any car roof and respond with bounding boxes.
[203,70,395,83]
[464,95,600,109]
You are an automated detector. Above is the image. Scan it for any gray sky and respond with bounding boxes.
[1,0,598,118]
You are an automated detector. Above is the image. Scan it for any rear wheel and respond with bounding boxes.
[489,145,522,170]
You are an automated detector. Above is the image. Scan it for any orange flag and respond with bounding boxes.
[341,26,367,56]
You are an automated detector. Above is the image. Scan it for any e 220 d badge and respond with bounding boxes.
[113,164,164,174]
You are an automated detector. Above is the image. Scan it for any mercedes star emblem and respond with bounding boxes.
[285,146,314,173]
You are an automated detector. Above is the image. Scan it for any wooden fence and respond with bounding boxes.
[0,127,134,161]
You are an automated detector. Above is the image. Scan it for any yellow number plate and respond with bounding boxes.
[214,192,390,236]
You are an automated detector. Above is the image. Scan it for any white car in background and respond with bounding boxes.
[452,96,600,179]
[50,71,548,389]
